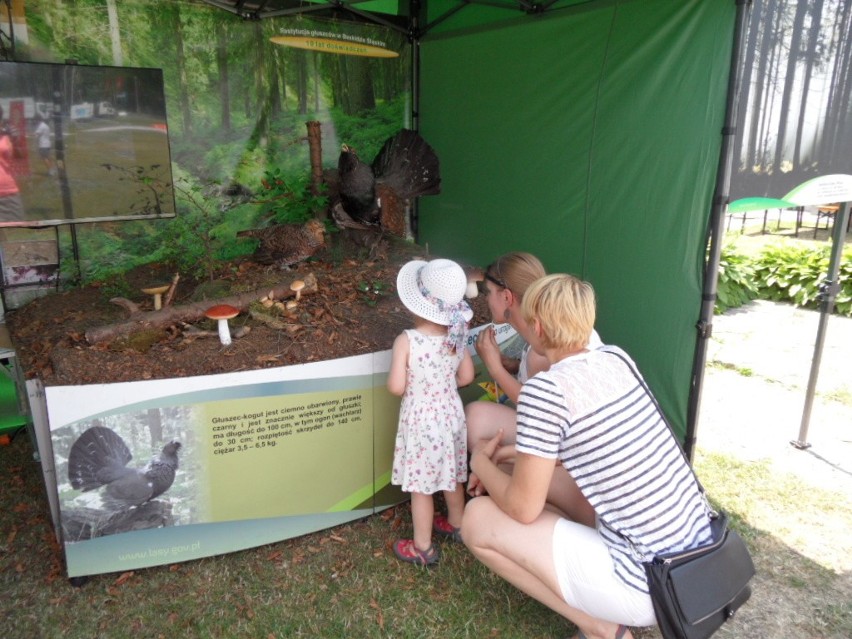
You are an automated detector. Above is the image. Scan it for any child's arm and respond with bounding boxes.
[525,348,550,380]
[386,332,409,396]
[475,326,523,402]
[456,348,475,387]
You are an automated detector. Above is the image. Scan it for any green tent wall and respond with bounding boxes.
[415,0,736,441]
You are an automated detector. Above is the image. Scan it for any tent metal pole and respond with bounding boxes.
[410,0,422,241]
[684,0,751,461]
[792,201,850,449]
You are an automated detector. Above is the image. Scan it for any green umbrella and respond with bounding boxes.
[726,197,797,213]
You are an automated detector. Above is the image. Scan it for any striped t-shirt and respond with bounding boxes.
[515,345,713,593]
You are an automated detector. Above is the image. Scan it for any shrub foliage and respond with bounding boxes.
[716,241,852,316]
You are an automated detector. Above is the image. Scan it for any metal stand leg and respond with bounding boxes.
[792,202,850,449]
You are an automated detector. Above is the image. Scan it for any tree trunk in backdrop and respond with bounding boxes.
[772,0,807,169]
[747,0,775,169]
[105,0,123,66]
[734,0,761,171]
[793,0,824,166]
[216,20,231,132]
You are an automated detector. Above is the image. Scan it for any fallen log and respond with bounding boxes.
[86,273,318,344]
[181,324,252,341]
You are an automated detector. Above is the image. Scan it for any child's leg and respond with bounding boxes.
[410,492,434,551]
[443,483,466,529]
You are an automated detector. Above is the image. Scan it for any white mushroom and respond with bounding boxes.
[204,304,240,346]
[464,267,485,299]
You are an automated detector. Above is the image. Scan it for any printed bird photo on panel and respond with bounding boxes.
[54,406,199,542]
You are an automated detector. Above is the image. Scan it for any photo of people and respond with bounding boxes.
[0,62,175,227]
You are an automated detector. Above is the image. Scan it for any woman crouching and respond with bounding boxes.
[462,274,713,639]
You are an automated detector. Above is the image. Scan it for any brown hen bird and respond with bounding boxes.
[237,219,326,269]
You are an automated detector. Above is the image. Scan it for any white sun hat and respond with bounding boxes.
[396,258,473,326]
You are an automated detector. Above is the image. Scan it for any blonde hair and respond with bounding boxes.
[485,252,546,301]
[521,274,596,351]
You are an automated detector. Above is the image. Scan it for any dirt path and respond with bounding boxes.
[682,300,852,639]
[699,299,852,494]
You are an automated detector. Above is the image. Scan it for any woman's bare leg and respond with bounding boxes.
[465,401,517,448]
[547,467,596,527]
[462,496,632,639]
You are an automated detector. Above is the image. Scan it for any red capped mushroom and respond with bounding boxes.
[205,304,240,346]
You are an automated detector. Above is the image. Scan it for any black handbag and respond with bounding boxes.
[607,350,755,639]
[644,510,754,639]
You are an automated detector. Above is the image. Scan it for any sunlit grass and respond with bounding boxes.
[4,434,852,638]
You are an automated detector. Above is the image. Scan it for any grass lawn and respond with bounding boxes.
[3,425,851,638]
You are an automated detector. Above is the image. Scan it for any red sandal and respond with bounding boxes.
[433,514,462,543]
[393,539,440,566]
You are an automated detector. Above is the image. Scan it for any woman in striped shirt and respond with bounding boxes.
[462,274,712,639]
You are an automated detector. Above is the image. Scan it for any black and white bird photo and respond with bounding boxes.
[68,425,181,508]
[60,417,193,541]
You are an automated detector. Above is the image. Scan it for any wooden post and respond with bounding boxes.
[306,121,326,219]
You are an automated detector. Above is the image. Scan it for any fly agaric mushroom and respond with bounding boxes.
[205,304,240,346]
[142,284,171,310]
[290,279,305,302]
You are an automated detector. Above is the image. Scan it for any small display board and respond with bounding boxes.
[0,228,60,311]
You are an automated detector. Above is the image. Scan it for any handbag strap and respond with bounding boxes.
[604,348,706,495]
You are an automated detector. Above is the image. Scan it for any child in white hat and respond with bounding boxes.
[387,258,475,565]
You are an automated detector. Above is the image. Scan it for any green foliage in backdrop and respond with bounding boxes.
[21,1,411,287]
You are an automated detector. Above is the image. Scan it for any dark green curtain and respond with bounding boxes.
[418,0,735,439]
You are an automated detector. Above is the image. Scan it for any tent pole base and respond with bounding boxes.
[790,439,812,451]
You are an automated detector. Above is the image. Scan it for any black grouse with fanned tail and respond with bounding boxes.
[337,129,441,230]
[68,425,181,509]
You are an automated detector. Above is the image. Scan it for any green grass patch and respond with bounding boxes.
[5,433,852,638]
[1,433,570,639]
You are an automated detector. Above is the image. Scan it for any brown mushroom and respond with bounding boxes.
[290,279,306,301]
[205,304,240,346]
[142,284,171,310]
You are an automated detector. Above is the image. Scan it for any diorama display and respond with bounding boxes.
[2,0,848,583]
[9,237,496,577]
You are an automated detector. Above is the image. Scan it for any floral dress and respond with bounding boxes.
[392,329,468,494]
